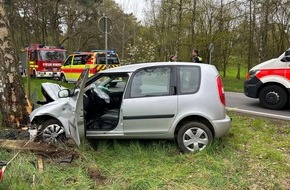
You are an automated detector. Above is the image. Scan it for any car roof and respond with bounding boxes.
[100,62,215,73]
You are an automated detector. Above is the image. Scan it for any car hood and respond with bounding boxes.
[250,58,286,71]
[41,82,67,101]
[30,97,71,121]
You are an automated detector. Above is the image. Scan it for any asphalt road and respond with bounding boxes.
[225,92,290,120]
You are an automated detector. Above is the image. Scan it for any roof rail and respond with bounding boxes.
[73,51,90,54]
[90,50,115,53]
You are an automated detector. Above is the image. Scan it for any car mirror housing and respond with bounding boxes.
[281,50,290,62]
[58,89,71,98]
[283,56,290,62]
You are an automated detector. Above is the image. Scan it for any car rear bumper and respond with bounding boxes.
[244,76,263,98]
[212,115,231,138]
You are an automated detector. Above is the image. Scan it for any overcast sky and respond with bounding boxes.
[113,0,148,22]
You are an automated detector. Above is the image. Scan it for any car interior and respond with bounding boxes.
[84,74,128,130]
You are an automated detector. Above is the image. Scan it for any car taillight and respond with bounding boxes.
[216,76,226,106]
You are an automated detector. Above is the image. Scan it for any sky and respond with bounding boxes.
[113,0,148,22]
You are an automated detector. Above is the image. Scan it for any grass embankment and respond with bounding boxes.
[0,113,289,189]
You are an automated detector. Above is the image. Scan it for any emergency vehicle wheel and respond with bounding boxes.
[31,70,36,78]
[259,85,288,110]
[60,74,66,82]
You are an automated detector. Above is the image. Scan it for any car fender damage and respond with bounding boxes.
[29,99,75,140]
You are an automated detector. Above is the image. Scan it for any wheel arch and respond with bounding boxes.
[31,68,37,77]
[32,115,70,136]
[174,115,215,139]
[60,72,67,82]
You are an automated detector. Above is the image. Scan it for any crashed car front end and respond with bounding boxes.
[29,96,76,141]
[28,68,89,144]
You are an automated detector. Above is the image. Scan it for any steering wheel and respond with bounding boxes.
[89,84,110,104]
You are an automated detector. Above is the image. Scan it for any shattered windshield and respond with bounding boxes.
[39,50,66,61]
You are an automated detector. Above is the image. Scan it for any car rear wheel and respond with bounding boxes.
[37,119,66,144]
[60,74,66,82]
[177,121,213,153]
[259,85,288,110]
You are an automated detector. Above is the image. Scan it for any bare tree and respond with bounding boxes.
[0,1,30,128]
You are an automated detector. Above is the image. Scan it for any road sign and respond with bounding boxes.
[209,43,214,64]
[98,16,113,33]
[209,43,214,53]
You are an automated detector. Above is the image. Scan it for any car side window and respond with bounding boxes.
[73,55,87,65]
[63,56,72,66]
[178,66,200,94]
[130,67,171,98]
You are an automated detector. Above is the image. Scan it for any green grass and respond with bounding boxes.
[220,67,248,92]
[0,113,289,189]
[22,77,74,100]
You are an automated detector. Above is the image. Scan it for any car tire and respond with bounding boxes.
[259,85,288,110]
[31,70,36,78]
[177,121,213,153]
[36,119,66,144]
[60,74,66,82]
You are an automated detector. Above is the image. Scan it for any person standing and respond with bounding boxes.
[191,49,203,63]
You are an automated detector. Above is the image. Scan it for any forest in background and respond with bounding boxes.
[4,0,290,78]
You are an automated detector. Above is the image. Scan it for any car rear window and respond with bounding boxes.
[96,53,120,64]
[178,66,200,94]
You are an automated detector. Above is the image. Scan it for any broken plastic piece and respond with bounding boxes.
[59,155,74,164]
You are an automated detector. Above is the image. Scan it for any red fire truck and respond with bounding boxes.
[20,44,66,78]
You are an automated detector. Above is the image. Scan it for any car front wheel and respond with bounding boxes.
[259,85,288,110]
[37,119,66,144]
[177,121,213,153]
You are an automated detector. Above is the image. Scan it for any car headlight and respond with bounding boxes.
[246,70,259,79]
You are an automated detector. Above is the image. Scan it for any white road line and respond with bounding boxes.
[226,107,290,121]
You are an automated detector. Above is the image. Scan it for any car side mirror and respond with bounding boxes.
[58,89,71,98]
[281,50,290,62]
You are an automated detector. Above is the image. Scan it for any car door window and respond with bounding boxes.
[178,66,200,94]
[63,56,72,66]
[130,67,171,98]
[73,55,88,65]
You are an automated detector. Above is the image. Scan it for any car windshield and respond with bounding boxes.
[89,74,128,93]
[39,50,66,61]
[96,53,120,64]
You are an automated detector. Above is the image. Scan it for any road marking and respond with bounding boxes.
[226,107,290,121]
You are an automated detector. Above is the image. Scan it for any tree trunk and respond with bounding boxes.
[0,1,30,128]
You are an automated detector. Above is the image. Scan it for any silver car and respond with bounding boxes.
[29,62,231,153]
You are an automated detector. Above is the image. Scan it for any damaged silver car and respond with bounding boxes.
[29,62,231,153]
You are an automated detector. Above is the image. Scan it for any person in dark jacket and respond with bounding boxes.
[191,49,203,63]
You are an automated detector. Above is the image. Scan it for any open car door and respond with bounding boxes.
[69,68,89,145]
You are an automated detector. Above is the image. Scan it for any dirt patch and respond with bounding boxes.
[0,139,79,158]
[0,126,81,158]
[87,167,106,184]
[0,128,29,140]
